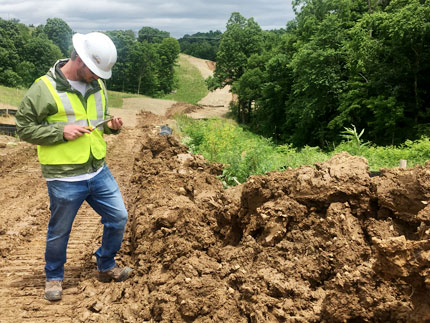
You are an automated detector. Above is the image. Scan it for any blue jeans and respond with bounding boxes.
[45,166,128,280]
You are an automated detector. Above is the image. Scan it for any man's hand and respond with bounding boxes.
[63,124,91,141]
[107,117,123,130]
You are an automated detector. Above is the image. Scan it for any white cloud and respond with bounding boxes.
[0,0,295,38]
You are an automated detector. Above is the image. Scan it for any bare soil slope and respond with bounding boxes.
[1,57,430,322]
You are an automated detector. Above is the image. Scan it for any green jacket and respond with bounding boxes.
[16,59,119,178]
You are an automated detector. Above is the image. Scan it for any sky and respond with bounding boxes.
[0,0,296,39]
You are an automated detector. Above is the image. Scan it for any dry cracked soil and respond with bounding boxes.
[1,55,430,322]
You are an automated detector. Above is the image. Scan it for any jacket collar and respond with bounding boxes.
[48,59,101,95]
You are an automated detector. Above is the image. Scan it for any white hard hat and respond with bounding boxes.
[72,32,117,79]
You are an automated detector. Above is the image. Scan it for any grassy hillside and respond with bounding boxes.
[0,86,26,107]
[162,54,208,105]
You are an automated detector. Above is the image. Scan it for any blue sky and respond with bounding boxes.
[0,0,296,38]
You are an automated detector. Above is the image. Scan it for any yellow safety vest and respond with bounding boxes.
[36,75,107,165]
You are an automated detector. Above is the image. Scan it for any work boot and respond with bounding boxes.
[98,265,133,283]
[44,280,62,301]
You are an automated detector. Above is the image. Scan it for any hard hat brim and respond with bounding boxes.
[72,33,112,79]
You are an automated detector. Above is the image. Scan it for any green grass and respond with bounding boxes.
[175,115,430,186]
[0,85,27,107]
[162,54,208,105]
[107,90,143,108]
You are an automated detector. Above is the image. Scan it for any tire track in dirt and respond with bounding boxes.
[0,128,137,322]
[0,209,100,321]
[0,143,48,260]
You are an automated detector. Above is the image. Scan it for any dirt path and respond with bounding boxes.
[181,54,232,117]
[1,57,430,322]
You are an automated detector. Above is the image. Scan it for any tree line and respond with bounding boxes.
[0,18,180,97]
[209,0,430,147]
[178,30,222,61]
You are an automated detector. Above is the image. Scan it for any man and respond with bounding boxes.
[16,32,132,302]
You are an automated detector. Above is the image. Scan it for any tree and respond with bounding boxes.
[157,37,180,94]
[16,61,36,87]
[128,41,159,95]
[212,12,263,122]
[0,19,21,69]
[138,27,170,43]
[178,30,222,61]
[0,18,180,97]
[253,51,293,142]
[105,30,136,92]
[281,0,372,146]
[288,16,348,146]
[335,0,430,144]
[0,18,29,87]
[43,18,73,56]
[106,29,179,96]
[22,36,63,81]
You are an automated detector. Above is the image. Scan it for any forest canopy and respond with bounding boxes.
[209,0,430,147]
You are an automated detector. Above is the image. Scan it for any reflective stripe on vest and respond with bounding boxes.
[36,75,107,165]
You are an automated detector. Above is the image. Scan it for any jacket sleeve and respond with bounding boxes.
[15,80,66,145]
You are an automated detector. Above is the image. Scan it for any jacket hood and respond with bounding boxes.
[47,59,101,94]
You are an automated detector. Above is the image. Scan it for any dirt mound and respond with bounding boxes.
[165,102,200,118]
[69,112,430,322]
